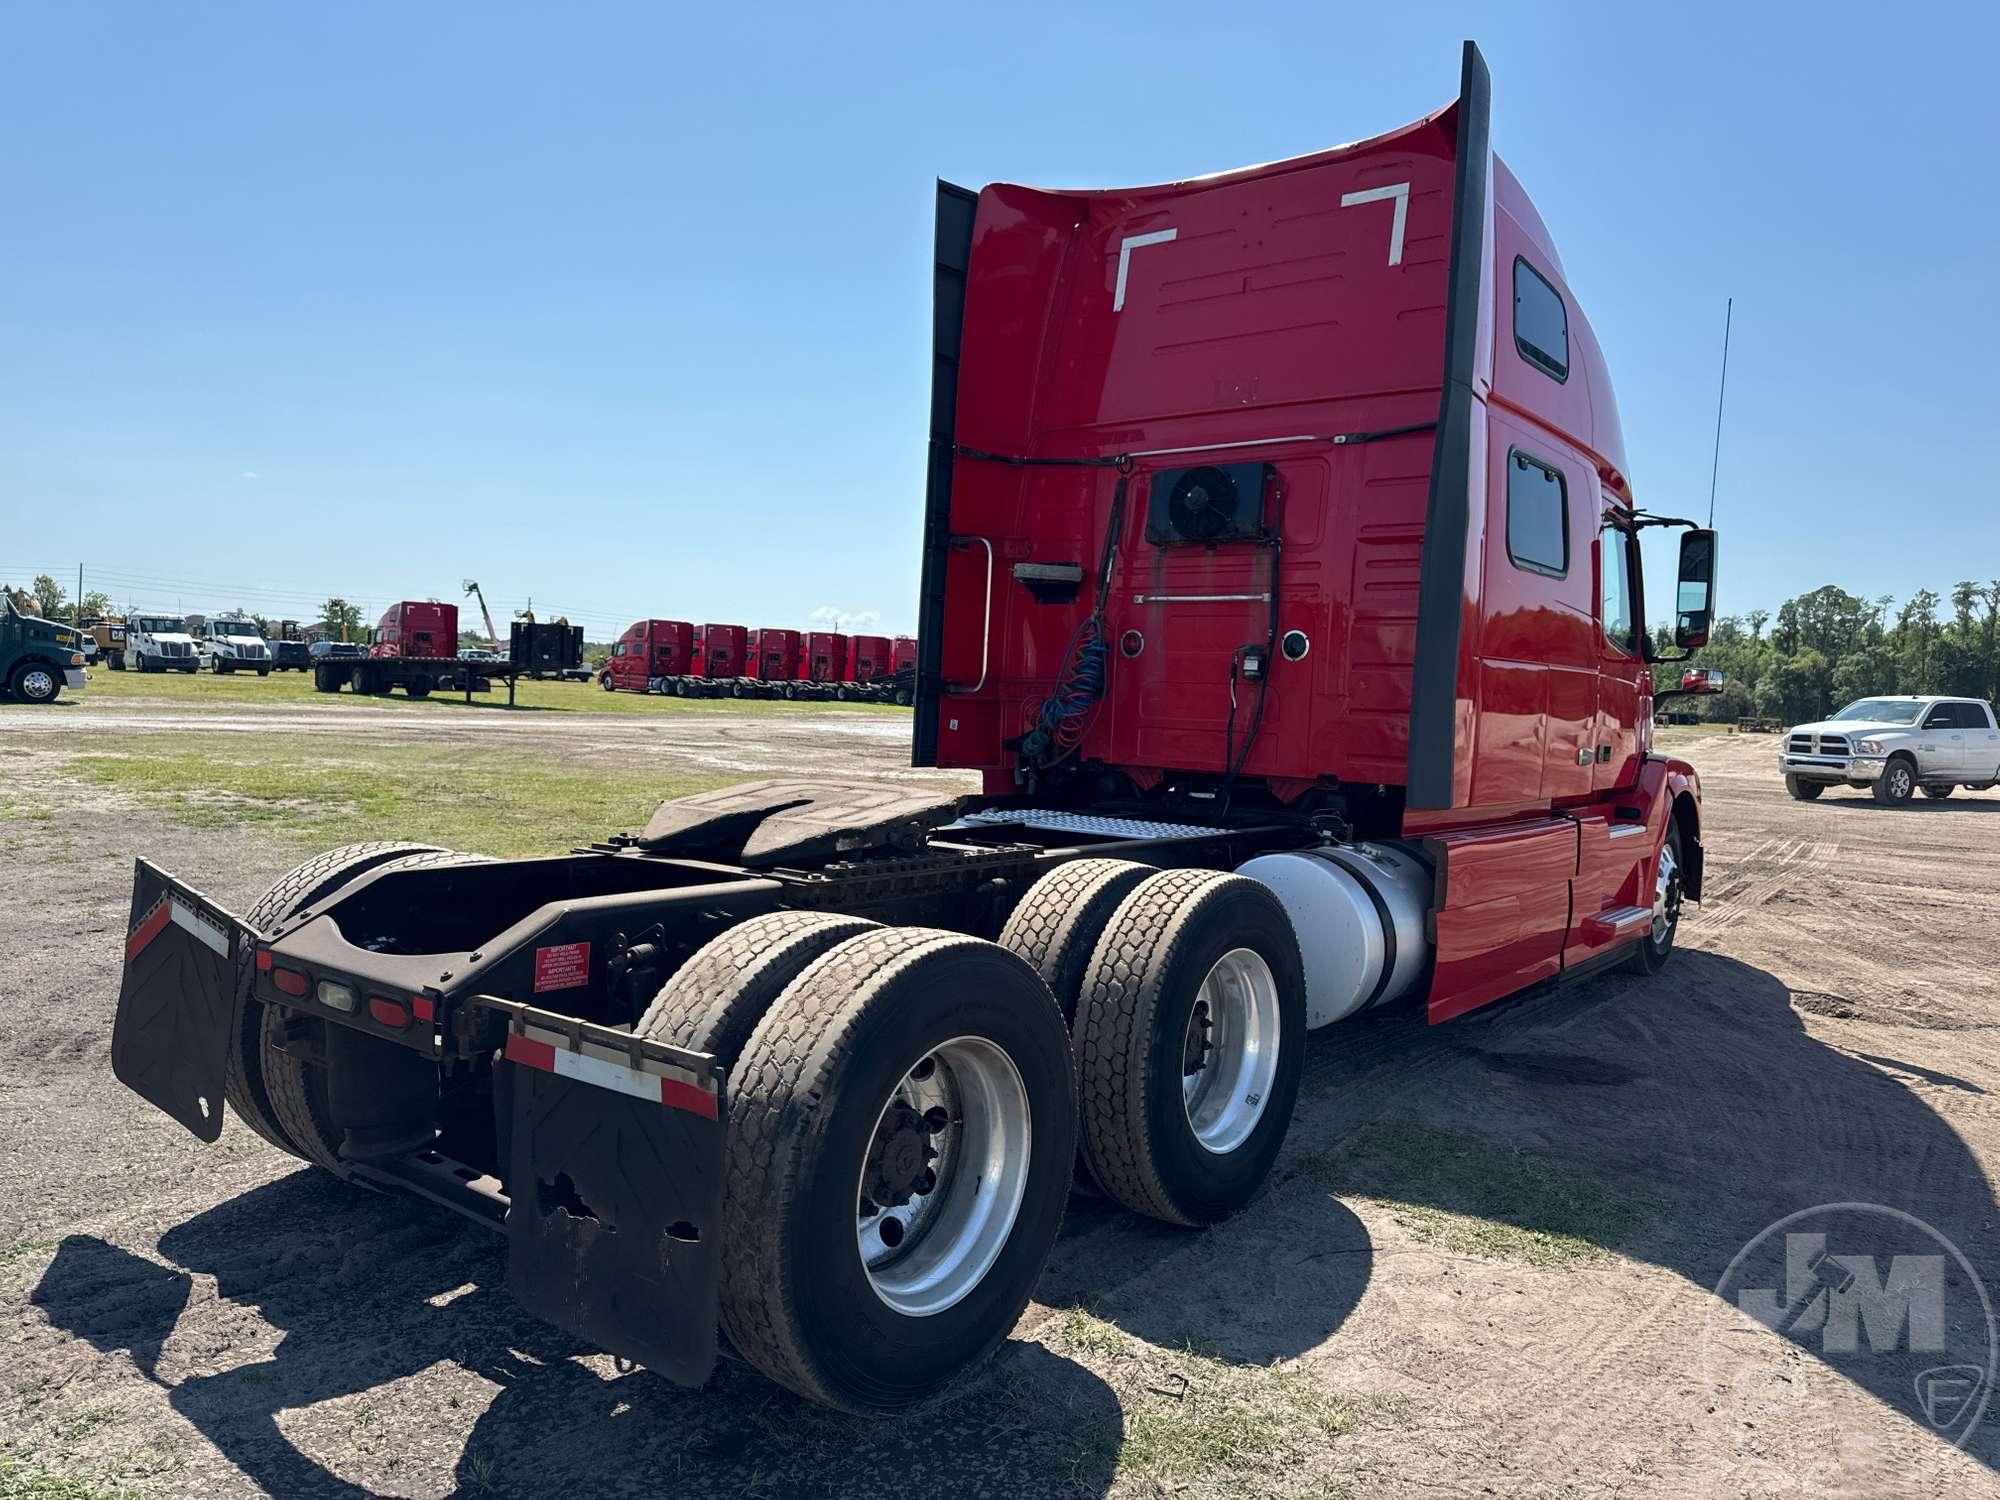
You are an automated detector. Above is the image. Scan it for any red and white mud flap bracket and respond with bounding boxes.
[110,859,255,1143]
[478,996,726,1387]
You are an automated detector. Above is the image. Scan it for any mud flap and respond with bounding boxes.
[110,860,249,1143]
[498,1007,724,1386]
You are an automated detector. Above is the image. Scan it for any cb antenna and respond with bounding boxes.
[1706,297,1733,528]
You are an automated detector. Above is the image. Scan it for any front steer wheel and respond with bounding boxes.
[1623,821,1685,976]
[8,662,62,704]
[1784,775,1822,801]
[714,927,1076,1414]
[1073,869,1305,1227]
[1873,756,1917,805]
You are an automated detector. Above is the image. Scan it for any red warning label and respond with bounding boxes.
[532,940,591,993]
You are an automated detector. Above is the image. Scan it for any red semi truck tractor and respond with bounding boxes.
[109,45,1719,1417]
[735,627,802,699]
[604,618,693,693]
[313,601,471,698]
[782,629,848,700]
[680,623,747,698]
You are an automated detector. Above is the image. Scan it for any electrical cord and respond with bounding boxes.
[1019,475,1128,771]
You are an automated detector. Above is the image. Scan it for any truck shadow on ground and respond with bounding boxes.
[1256,948,1995,1474]
[33,1182,1127,1499]
[30,948,1999,1492]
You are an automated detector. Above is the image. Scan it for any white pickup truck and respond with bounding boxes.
[1780,695,2000,804]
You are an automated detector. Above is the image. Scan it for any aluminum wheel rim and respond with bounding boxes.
[1651,844,1682,946]
[1180,948,1281,1156]
[857,1035,1031,1318]
[1888,763,1912,799]
[20,668,54,699]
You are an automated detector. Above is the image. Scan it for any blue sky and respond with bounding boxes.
[3,2,1995,638]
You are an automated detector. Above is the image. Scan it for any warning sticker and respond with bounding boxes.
[533,941,592,993]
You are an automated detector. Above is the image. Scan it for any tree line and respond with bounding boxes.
[24,570,1999,722]
[1660,581,2000,724]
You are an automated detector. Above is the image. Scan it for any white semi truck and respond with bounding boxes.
[200,615,273,675]
[122,614,200,673]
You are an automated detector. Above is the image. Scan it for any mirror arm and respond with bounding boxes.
[1628,510,1704,532]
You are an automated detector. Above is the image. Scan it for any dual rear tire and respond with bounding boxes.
[645,914,1075,1413]
[644,872,1304,1412]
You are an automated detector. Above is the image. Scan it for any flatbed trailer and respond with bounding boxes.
[311,652,524,704]
[109,43,1722,1418]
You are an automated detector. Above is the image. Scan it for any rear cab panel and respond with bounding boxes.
[919,43,1688,1023]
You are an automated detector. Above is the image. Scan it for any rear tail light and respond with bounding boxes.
[367,996,410,1029]
[272,967,310,997]
[316,979,359,1013]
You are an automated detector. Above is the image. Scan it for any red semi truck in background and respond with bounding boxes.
[681,623,747,698]
[604,618,693,693]
[110,45,1719,1417]
[738,627,802,697]
[603,620,753,697]
[312,601,471,698]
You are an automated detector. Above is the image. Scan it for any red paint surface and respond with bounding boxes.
[929,71,1696,1026]
[800,632,848,684]
[370,602,457,661]
[690,624,746,680]
[849,634,893,682]
[607,620,693,692]
[745,628,801,681]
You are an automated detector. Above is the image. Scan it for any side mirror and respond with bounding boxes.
[1680,667,1724,695]
[1674,528,1718,649]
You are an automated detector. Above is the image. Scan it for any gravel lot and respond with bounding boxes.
[3,705,1997,1498]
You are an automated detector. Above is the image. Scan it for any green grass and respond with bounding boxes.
[57,735,733,857]
[1054,1306,1135,1361]
[52,1411,121,1446]
[0,1460,137,1500]
[1302,1124,1647,1268]
[67,661,907,719]
[1114,1368,1407,1494]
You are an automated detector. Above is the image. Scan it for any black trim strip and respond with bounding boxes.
[1406,41,1492,810]
[912,181,979,768]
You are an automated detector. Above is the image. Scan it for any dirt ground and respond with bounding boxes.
[3,705,1997,1498]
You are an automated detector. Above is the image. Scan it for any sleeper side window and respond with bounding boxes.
[1506,450,1569,578]
[1514,258,1570,382]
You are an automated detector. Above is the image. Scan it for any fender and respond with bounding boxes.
[1635,754,1702,901]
